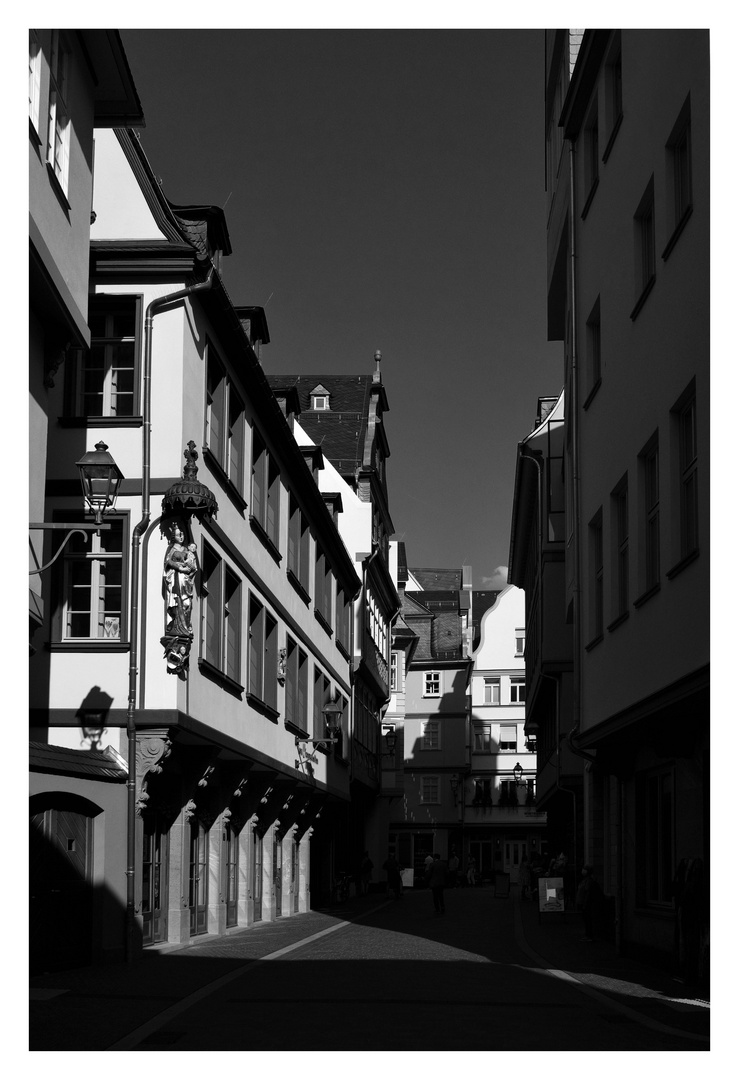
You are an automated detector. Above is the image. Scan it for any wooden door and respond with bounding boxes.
[188,819,208,935]
[142,812,169,945]
[225,822,239,928]
[29,802,93,973]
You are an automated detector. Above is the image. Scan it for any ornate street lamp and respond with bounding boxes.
[76,440,124,525]
[383,727,398,754]
[513,762,525,786]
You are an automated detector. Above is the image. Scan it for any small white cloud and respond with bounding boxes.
[480,566,509,589]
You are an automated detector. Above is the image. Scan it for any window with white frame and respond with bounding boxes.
[510,679,526,704]
[205,344,245,495]
[675,387,698,560]
[336,586,351,654]
[390,651,398,692]
[68,297,141,418]
[424,671,441,697]
[248,595,277,711]
[514,630,525,657]
[251,428,280,549]
[484,678,500,704]
[47,30,71,195]
[315,545,333,630]
[420,775,440,804]
[287,493,311,596]
[472,723,491,753]
[500,725,517,751]
[285,636,308,733]
[29,30,42,134]
[200,543,242,684]
[313,667,331,741]
[57,517,125,642]
[472,778,492,806]
[422,720,441,750]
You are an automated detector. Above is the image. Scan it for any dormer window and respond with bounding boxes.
[310,384,330,411]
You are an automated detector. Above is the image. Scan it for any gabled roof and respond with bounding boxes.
[408,568,463,591]
[268,374,387,477]
[29,742,128,782]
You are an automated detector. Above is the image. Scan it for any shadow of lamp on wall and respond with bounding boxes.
[76,686,115,750]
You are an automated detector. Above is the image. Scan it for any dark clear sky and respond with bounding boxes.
[121,29,563,588]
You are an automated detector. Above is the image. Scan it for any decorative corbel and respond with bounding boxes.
[135,731,173,815]
[277,648,287,685]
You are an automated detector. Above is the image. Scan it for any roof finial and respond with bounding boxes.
[373,349,382,383]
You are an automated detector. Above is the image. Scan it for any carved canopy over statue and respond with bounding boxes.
[160,517,198,674]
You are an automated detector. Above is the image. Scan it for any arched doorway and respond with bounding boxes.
[29,793,97,974]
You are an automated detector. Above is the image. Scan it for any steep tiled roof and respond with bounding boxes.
[268,375,374,476]
[409,568,463,591]
[29,742,128,782]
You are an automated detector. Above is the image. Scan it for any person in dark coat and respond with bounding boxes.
[426,853,448,914]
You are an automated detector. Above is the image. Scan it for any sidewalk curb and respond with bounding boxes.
[512,900,709,1045]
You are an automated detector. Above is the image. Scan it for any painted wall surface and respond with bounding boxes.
[572,32,709,732]
[29,30,96,322]
[91,129,169,242]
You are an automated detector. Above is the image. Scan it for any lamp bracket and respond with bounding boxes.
[28,523,112,576]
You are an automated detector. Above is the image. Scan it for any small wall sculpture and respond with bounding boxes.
[161,517,198,674]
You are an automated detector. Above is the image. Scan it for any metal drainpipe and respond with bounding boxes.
[567,138,583,756]
[125,268,214,964]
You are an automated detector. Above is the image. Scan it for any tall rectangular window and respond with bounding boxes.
[499,725,517,751]
[420,776,440,804]
[583,106,599,211]
[665,96,692,252]
[423,671,441,697]
[640,437,660,591]
[472,723,491,753]
[47,30,70,194]
[248,596,277,710]
[58,517,124,641]
[313,667,331,741]
[422,720,441,750]
[390,652,398,692]
[314,546,333,630]
[70,298,140,418]
[336,586,351,653]
[611,478,629,620]
[585,297,601,397]
[637,768,675,906]
[604,34,622,157]
[632,178,656,317]
[510,679,526,704]
[227,390,245,494]
[29,30,42,133]
[287,495,311,596]
[515,631,525,657]
[285,637,308,733]
[677,391,698,558]
[206,351,226,465]
[200,544,242,683]
[589,508,604,641]
[484,678,501,704]
[251,429,280,550]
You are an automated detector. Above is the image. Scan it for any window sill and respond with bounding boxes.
[46,160,71,212]
[666,547,699,580]
[59,415,144,428]
[661,205,693,263]
[197,658,244,697]
[249,515,282,563]
[634,582,661,609]
[581,177,599,220]
[48,639,130,652]
[285,719,310,739]
[582,378,602,411]
[202,447,247,513]
[584,633,604,652]
[629,275,656,322]
[601,112,623,164]
[314,609,333,638]
[607,611,629,633]
[287,569,311,606]
[246,692,279,722]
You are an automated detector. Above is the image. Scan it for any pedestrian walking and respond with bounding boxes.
[466,854,477,887]
[576,864,602,941]
[426,852,448,914]
[360,851,373,896]
[448,851,460,887]
[383,853,402,900]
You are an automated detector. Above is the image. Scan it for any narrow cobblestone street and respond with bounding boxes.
[30,886,709,1052]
